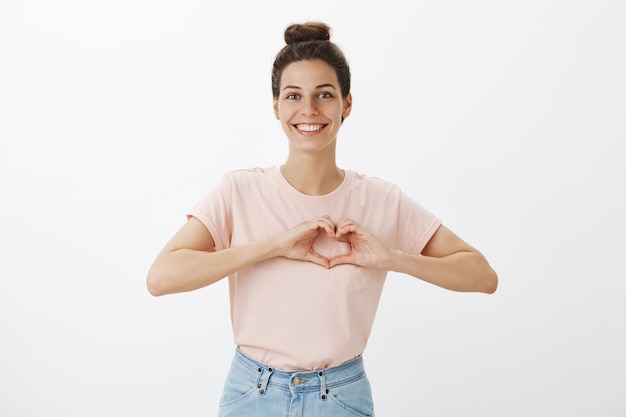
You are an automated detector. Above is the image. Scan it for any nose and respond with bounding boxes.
[301,97,319,116]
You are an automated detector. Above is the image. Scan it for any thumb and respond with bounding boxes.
[306,251,331,269]
[329,254,353,268]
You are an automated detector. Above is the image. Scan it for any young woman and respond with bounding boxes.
[147,21,497,417]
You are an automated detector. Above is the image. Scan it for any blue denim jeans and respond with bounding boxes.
[217,349,375,417]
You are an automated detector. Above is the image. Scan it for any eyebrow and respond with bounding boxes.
[282,83,337,91]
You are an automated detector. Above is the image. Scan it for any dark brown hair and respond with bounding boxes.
[271,22,351,99]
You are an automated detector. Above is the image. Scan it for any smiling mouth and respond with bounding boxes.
[295,124,327,133]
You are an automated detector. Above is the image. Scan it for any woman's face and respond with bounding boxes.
[273,59,352,155]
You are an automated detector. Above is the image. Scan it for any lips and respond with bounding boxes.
[295,123,327,133]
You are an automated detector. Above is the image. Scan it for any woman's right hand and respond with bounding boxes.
[274,215,336,268]
[147,215,336,296]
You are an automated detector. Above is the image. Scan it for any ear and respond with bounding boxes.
[342,93,353,119]
[273,97,280,120]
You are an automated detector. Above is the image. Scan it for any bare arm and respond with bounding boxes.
[146,215,336,296]
[392,225,497,293]
[330,220,498,294]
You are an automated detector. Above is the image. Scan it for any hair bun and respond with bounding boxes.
[284,22,331,45]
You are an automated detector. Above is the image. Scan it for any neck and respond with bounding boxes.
[281,154,344,196]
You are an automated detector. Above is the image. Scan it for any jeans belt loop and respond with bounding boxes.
[318,370,327,401]
[258,367,273,396]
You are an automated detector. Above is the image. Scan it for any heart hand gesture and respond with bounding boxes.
[276,216,391,270]
[329,218,392,269]
[276,215,337,268]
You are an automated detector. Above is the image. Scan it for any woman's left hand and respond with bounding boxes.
[329,218,392,269]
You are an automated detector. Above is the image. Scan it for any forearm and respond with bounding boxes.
[147,237,279,296]
[386,249,498,294]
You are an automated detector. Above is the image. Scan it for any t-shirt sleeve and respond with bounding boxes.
[186,174,234,252]
[395,191,442,255]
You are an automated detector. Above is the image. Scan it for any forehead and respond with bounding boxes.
[280,59,339,89]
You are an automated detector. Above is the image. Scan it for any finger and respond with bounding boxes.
[335,223,357,238]
[315,216,337,236]
[329,254,354,268]
[335,217,358,228]
[306,251,331,269]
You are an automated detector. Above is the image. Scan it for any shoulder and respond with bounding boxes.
[224,166,275,180]
[220,166,277,187]
[346,170,402,194]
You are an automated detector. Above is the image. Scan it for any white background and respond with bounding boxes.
[1,0,625,416]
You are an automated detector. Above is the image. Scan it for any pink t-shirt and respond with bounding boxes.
[189,166,441,370]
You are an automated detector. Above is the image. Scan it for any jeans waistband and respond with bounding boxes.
[234,348,365,397]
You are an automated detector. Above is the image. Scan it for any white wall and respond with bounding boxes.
[1,0,624,416]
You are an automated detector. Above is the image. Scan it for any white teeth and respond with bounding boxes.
[297,124,323,132]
